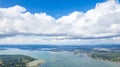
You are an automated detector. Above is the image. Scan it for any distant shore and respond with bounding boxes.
[26,60,45,67]
[93,58,120,64]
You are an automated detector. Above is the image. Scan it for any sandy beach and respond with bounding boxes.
[26,60,45,67]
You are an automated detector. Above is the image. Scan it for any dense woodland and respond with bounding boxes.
[90,51,120,62]
[0,55,35,67]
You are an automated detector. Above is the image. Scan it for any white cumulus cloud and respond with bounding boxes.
[0,0,120,44]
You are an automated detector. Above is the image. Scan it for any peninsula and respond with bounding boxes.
[0,55,44,67]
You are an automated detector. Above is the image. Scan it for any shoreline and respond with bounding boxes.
[26,60,45,67]
[91,57,120,64]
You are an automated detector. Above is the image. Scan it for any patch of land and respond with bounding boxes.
[0,55,44,67]
[73,47,120,63]
[90,51,120,63]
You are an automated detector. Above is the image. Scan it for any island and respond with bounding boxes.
[0,55,45,67]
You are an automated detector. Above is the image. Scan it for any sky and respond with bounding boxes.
[0,0,120,45]
[0,0,106,18]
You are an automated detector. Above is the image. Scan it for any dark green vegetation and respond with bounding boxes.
[70,45,120,63]
[73,48,120,63]
[90,51,120,62]
[0,55,36,67]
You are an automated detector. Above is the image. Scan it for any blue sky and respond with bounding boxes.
[0,0,120,45]
[0,0,106,18]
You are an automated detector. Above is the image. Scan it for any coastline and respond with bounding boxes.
[26,60,45,67]
[91,57,120,64]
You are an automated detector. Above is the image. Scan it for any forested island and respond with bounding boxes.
[0,55,44,67]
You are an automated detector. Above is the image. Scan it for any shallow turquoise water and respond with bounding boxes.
[0,48,120,67]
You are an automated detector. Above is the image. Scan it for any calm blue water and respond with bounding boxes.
[0,48,120,67]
